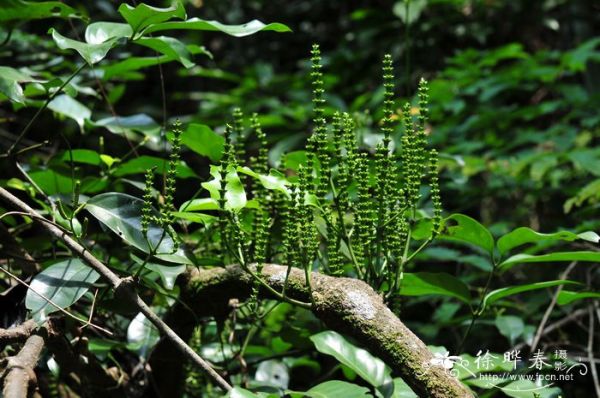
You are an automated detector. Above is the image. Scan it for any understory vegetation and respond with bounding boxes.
[0,1,599,398]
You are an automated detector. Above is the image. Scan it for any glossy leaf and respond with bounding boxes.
[310,330,391,387]
[181,123,224,162]
[94,113,161,142]
[145,263,186,290]
[48,94,91,131]
[144,18,292,37]
[441,214,494,255]
[179,198,219,212]
[0,66,40,103]
[134,36,194,68]
[85,22,132,44]
[482,280,581,311]
[497,227,600,255]
[85,192,194,264]
[391,378,418,398]
[118,1,186,35]
[238,166,291,196]
[499,251,600,271]
[50,29,116,65]
[557,290,600,305]
[202,165,247,211]
[25,258,100,323]
[56,149,102,166]
[399,272,472,305]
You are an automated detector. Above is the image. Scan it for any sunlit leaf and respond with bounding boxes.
[143,18,291,37]
[497,227,600,256]
[25,258,100,323]
[398,272,472,305]
[118,1,186,36]
[499,251,600,271]
[85,22,132,44]
[48,94,91,131]
[134,36,194,68]
[127,312,159,358]
[557,290,600,305]
[441,214,494,255]
[482,280,581,310]
[50,28,116,65]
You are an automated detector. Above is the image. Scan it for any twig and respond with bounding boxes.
[0,187,233,392]
[530,261,578,352]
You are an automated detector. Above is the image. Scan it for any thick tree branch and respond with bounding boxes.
[0,320,36,346]
[1,332,45,398]
[157,264,473,398]
[0,187,232,392]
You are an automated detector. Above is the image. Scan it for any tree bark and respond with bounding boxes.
[152,264,473,398]
[2,332,45,398]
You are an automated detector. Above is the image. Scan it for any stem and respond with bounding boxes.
[6,63,86,156]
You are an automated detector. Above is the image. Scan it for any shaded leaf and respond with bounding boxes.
[134,36,194,68]
[499,251,600,271]
[145,263,186,290]
[482,280,581,310]
[112,155,197,178]
[398,272,471,305]
[181,123,224,162]
[495,315,524,345]
[290,380,370,398]
[557,290,600,305]
[0,0,77,22]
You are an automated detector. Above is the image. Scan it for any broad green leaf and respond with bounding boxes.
[179,198,219,212]
[145,263,186,290]
[237,166,291,196]
[50,28,116,65]
[55,149,102,166]
[85,192,194,264]
[127,312,159,358]
[94,114,161,142]
[172,211,216,225]
[48,94,91,131]
[310,330,391,387]
[289,381,370,398]
[25,258,100,323]
[85,22,132,44]
[398,272,472,305]
[0,66,40,103]
[482,280,581,310]
[181,124,224,162]
[112,155,197,178]
[499,251,600,271]
[227,387,260,398]
[0,0,77,22]
[495,315,524,345]
[391,378,418,398]
[134,36,194,68]
[202,165,247,211]
[557,290,600,305]
[497,227,600,255]
[118,1,186,35]
[143,18,291,37]
[441,214,494,255]
[29,169,73,195]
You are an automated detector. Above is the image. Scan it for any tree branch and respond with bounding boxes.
[1,332,45,398]
[0,187,232,392]
[154,264,473,398]
[0,320,37,346]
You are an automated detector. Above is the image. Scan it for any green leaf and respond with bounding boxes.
[118,1,186,36]
[310,330,391,387]
[50,28,116,65]
[564,178,600,213]
[0,0,77,22]
[500,380,561,398]
[0,66,40,104]
[94,114,161,142]
[499,251,600,271]
[202,165,247,211]
[237,166,291,197]
[291,381,370,398]
[557,290,600,305]
[55,149,102,166]
[143,18,291,37]
[85,22,133,44]
[134,36,194,68]
[85,192,194,264]
[172,211,217,225]
[497,227,600,256]
[227,387,260,398]
[495,315,524,345]
[441,214,494,255]
[145,262,186,290]
[390,378,418,398]
[179,198,219,212]
[48,94,91,131]
[482,280,581,311]
[25,258,100,323]
[112,155,197,179]
[181,123,224,162]
[398,272,472,305]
